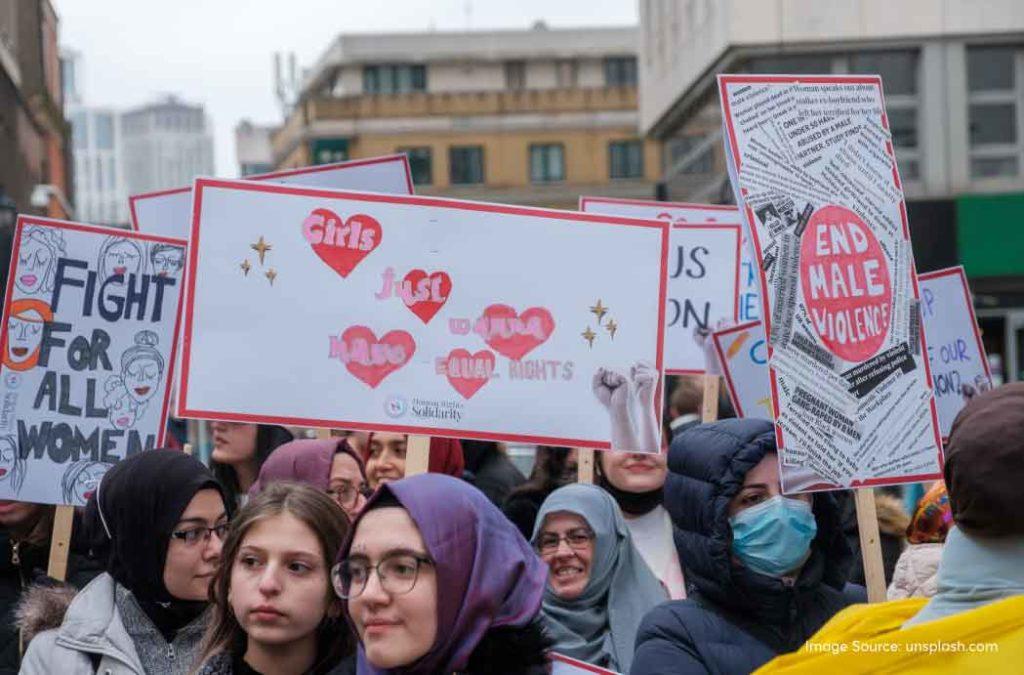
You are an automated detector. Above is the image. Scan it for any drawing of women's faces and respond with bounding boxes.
[99,237,144,282]
[0,436,20,489]
[104,378,139,430]
[124,354,162,405]
[63,461,109,504]
[3,299,53,372]
[15,227,65,295]
[150,244,184,279]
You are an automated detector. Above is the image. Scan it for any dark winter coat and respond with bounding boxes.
[631,419,865,675]
[502,487,552,541]
[461,443,526,508]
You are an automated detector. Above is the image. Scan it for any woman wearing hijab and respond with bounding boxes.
[532,483,666,672]
[334,473,549,674]
[360,433,463,489]
[20,450,229,675]
[249,437,369,521]
[210,422,294,511]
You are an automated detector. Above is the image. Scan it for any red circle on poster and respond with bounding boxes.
[799,205,892,362]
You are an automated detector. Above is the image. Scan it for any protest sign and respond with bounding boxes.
[580,197,741,374]
[712,320,772,420]
[178,179,669,452]
[129,154,414,240]
[550,653,620,674]
[719,74,943,492]
[0,216,185,505]
[918,266,991,440]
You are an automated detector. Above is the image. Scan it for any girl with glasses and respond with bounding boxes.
[20,450,229,675]
[195,482,353,675]
[532,483,666,673]
[249,437,370,521]
[335,473,549,674]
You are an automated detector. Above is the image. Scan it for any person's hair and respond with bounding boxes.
[508,446,573,498]
[669,375,703,417]
[197,482,353,674]
[212,425,294,510]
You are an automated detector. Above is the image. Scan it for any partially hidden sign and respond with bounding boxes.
[719,74,943,492]
[179,180,669,451]
[550,653,620,674]
[712,320,771,420]
[0,217,185,505]
[579,197,741,374]
[129,154,414,240]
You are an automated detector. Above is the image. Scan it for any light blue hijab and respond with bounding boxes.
[533,484,667,672]
[905,525,1024,626]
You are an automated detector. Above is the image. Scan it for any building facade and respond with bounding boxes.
[121,95,215,196]
[235,119,276,176]
[639,0,1024,383]
[271,24,659,209]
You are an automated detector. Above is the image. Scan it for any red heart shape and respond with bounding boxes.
[336,326,415,389]
[402,269,452,324]
[303,208,382,278]
[477,305,555,361]
[445,349,495,399]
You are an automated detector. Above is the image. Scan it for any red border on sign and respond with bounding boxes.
[128,154,415,231]
[549,652,620,674]
[717,73,944,489]
[579,195,740,222]
[712,319,762,418]
[0,215,188,455]
[177,178,670,449]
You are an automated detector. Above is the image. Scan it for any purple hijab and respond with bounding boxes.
[342,473,546,674]
[248,437,365,495]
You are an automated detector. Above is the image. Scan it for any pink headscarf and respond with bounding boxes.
[249,437,365,495]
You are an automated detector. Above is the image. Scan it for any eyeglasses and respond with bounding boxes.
[326,482,371,509]
[332,552,433,599]
[171,523,229,546]
[534,528,594,555]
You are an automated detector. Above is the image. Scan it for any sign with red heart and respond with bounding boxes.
[332,325,415,388]
[402,269,452,324]
[475,304,555,360]
[302,208,382,278]
[444,348,495,399]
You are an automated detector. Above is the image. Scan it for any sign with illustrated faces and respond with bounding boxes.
[579,197,742,374]
[178,179,668,452]
[0,217,185,505]
[129,154,415,240]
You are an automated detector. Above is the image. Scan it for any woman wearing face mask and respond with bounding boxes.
[195,483,354,675]
[631,419,863,675]
[19,450,230,675]
[211,422,294,511]
[533,484,666,672]
[596,450,686,599]
[249,438,369,522]
[334,473,549,674]
[360,433,463,490]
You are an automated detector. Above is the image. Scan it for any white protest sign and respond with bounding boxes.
[918,266,991,440]
[580,197,741,374]
[712,320,772,419]
[178,179,669,452]
[0,216,185,505]
[129,154,414,240]
[550,653,621,674]
[720,74,943,492]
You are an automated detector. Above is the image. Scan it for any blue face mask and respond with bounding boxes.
[729,495,817,578]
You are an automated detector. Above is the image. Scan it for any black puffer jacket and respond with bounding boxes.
[631,419,865,675]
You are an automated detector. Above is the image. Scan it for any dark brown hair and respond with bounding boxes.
[196,482,353,674]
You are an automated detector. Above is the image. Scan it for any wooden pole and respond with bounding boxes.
[577,448,595,484]
[854,488,887,603]
[47,505,75,582]
[702,373,720,423]
[315,428,332,440]
[405,434,431,476]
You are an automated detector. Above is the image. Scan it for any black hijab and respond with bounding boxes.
[83,449,228,637]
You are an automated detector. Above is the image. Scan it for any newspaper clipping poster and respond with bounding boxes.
[719,74,943,492]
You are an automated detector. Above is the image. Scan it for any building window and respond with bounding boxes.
[747,54,833,74]
[96,113,115,150]
[71,111,88,149]
[604,56,637,86]
[310,138,349,165]
[529,144,565,182]
[555,59,578,88]
[666,134,714,175]
[364,64,427,94]
[400,147,433,185]
[505,61,526,90]
[967,45,1019,179]
[449,146,484,185]
[609,140,644,179]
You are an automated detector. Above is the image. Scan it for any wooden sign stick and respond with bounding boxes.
[702,373,720,423]
[854,488,887,603]
[405,434,431,476]
[577,448,595,484]
[46,505,75,582]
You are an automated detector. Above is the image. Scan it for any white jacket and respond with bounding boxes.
[886,543,944,600]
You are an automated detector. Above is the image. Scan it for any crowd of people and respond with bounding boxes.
[0,379,1021,674]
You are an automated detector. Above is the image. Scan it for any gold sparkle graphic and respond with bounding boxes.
[251,236,272,265]
[240,259,252,276]
[590,299,608,323]
[582,326,597,348]
[605,319,617,340]
[265,268,277,285]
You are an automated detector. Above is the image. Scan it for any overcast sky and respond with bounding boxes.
[58,0,638,179]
